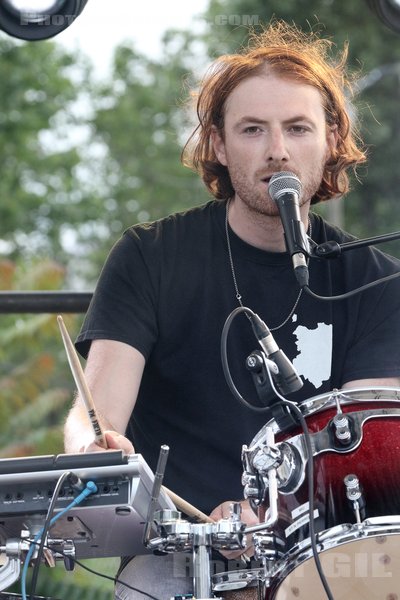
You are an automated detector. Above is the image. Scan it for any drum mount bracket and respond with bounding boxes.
[0,529,76,591]
[143,446,248,600]
[145,505,246,600]
[242,429,303,501]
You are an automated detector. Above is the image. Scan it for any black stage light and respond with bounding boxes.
[0,0,89,41]
[367,0,400,33]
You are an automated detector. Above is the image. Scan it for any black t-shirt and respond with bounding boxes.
[76,200,400,513]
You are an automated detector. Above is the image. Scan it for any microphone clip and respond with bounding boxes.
[246,349,280,406]
[245,349,300,433]
[248,313,303,395]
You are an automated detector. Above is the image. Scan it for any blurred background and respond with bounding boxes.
[1,0,400,597]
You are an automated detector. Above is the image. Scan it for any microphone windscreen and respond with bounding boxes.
[268,171,302,201]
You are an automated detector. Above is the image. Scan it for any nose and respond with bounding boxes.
[266,129,289,162]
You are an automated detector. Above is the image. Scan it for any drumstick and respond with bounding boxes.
[162,486,214,523]
[57,315,108,449]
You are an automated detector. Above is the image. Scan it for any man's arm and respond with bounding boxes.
[64,339,145,454]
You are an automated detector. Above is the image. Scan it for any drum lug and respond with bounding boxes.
[332,413,353,446]
[242,445,264,505]
[242,473,262,505]
[344,473,366,523]
[253,531,285,563]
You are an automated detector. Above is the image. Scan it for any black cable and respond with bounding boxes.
[303,270,400,301]
[281,400,334,600]
[29,471,72,600]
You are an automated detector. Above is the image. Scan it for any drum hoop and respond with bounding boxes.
[269,521,400,591]
[212,567,267,590]
[252,387,400,442]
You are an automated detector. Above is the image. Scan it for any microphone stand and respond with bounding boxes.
[308,229,400,259]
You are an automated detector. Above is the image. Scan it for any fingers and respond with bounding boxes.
[209,500,259,524]
[104,430,135,453]
[79,430,135,455]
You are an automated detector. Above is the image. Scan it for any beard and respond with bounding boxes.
[227,159,326,217]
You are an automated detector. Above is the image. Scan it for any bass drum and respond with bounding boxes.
[249,388,400,600]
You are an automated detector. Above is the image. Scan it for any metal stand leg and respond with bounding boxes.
[0,557,21,592]
[193,543,213,599]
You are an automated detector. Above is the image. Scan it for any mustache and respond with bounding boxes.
[257,166,301,181]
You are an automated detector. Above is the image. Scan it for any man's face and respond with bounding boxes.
[212,70,337,216]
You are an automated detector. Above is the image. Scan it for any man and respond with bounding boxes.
[64,21,400,599]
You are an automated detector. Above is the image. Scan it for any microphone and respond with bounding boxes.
[268,171,310,288]
[250,312,303,395]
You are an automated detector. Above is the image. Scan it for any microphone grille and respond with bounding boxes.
[268,171,302,201]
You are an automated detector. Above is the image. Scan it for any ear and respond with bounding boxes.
[211,125,228,166]
[325,124,338,162]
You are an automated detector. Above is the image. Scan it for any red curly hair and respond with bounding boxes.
[182,21,366,204]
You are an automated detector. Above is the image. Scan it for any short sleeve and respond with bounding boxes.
[75,230,159,360]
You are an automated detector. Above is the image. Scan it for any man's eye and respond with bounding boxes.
[289,125,309,134]
[244,126,261,134]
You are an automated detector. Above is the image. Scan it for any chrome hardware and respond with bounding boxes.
[0,532,76,591]
[229,502,242,521]
[332,413,352,445]
[275,442,303,493]
[242,434,304,500]
[245,428,279,535]
[253,531,285,563]
[252,444,281,474]
[241,471,260,502]
[344,473,364,523]
[147,509,247,599]
[143,444,169,546]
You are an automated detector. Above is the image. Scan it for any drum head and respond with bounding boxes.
[272,533,400,599]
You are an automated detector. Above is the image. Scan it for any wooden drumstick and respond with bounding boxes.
[162,486,215,523]
[57,315,108,449]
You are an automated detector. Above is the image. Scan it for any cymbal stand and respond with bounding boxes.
[143,444,170,547]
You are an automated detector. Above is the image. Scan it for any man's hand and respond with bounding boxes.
[80,430,135,454]
[209,499,259,560]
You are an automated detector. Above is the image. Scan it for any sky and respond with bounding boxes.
[56,0,210,76]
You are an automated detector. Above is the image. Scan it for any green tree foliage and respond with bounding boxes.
[0,258,81,457]
[8,556,119,599]
[1,3,400,265]
[202,0,400,255]
[0,32,210,277]
[87,34,206,268]
[0,34,99,266]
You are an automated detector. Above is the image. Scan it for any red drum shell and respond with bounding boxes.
[255,389,400,599]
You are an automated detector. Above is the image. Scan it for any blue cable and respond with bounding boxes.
[21,480,98,600]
